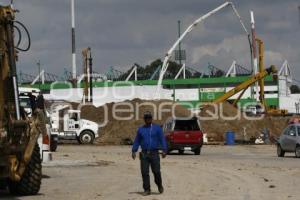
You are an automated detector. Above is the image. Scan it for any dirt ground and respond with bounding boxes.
[1,145,299,200]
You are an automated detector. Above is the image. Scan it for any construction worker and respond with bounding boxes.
[35,92,49,144]
[131,111,167,196]
[36,92,45,111]
[28,92,36,112]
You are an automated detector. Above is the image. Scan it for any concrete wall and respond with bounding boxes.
[45,75,294,111]
[45,86,173,107]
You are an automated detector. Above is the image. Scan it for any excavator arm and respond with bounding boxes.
[212,37,287,116]
[213,66,277,104]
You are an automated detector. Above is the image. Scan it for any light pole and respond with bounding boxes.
[71,0,77,82]
[37,60,41,89]
[178,20,182,65]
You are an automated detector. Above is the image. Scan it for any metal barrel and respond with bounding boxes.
[225,131,235,145]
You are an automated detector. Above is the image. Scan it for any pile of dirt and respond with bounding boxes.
[199,102,289,142]
[79,99,191,145]
[51,99,289,144]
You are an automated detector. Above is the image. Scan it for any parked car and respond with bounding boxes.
[163,117,203,155]
[277,123,300,158]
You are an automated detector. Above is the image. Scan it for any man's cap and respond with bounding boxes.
[143,111,152,119]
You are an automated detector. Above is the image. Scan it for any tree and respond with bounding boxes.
[290,85,300,94]
[117,59,201,80]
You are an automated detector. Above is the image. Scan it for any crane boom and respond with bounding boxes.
[156,1,250,95]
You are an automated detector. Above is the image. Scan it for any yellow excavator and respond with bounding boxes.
[212,38,288,116]
[0,5,44,195]
[212,65,277,105]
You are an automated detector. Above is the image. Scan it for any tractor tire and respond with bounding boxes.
[79,130,95,144]
[8,143,42,195]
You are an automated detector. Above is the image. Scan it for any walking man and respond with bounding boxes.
[132,111,168,196]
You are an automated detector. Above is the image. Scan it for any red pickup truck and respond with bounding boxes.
[163,117,203,155]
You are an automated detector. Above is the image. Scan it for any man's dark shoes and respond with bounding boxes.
[143,190,151,196]
[158,185,164,194]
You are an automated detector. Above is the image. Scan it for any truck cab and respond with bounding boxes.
[244,104,264,116]
[163,117,203,155]
[51,106,99,144]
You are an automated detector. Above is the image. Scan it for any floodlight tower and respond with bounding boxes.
[71,0,77,81]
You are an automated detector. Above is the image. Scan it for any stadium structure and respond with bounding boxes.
[20,60,300,113]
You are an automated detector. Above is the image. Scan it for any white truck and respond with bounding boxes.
[244,104,264,116]
[50,105,99,144]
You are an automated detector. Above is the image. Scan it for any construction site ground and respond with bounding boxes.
[1,144,299,200]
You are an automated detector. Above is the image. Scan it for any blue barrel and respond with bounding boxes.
[225,131,235,145]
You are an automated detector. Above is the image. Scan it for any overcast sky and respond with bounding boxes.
[7,0,300,81]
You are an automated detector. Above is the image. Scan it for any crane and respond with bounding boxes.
[212,38,288,116]
[156,1,250,95]
[213,65,277,104]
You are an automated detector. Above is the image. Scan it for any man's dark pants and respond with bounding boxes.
[139,151,162,191]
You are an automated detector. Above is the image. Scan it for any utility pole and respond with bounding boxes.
[82,47,93,103]
[37,60,41,89]
[298,6,300,25]
[178,20,182,65]
[174,20,186,79]
[71,0,77,82]
[89,49,93,103]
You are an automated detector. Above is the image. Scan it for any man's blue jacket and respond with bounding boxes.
[132,123,167,153]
